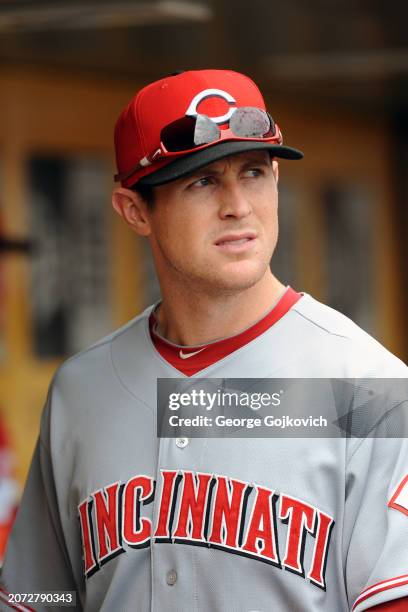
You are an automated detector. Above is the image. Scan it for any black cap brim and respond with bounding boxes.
[138,141,303,187]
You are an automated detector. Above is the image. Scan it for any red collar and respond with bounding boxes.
[149,287,302,376]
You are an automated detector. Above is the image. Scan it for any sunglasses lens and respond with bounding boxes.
[230,107,272,138]
[194,114,221,145]
[161,116,198,152]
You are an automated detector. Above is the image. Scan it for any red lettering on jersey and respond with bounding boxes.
[122,475,153,547]
[279,494,316,576]
[208,476,247,548]
[93,482,122,563]
[307,510,335,590]
[173,471,212,541]
[241,485,280,565]
[78,470,335,590]
[78,499,97,576]
[154,470,179,539]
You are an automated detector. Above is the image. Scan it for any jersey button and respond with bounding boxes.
[176,437,189,449]
[166,569,178,586]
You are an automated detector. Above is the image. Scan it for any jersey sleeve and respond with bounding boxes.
[344,387,408,612]
[0,396,81,611]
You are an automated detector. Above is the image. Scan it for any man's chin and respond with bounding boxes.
[205,264,269,294]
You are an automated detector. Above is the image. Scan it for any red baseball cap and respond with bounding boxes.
[114,69,303,188]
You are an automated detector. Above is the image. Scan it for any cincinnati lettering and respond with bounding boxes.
[78,470,335,591]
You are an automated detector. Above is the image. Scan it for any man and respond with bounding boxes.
[1,69,408,611]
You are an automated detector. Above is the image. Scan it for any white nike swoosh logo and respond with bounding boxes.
[179,348,206,360]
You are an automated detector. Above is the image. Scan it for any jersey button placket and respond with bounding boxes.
[166,569,178,586]
[175,437,189,449]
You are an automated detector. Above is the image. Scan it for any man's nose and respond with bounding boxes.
[218,183,252,220]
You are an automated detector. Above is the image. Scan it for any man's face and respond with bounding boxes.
[144,150,279,295]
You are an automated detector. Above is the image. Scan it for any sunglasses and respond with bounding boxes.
[115,107,282,183]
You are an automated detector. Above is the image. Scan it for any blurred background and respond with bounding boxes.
[0,0,408,558]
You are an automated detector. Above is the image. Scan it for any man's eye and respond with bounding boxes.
[245,168,263,178]
[190,176,212,188]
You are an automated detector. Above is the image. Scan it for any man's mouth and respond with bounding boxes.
[214,232,257,252]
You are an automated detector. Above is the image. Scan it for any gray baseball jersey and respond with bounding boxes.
[1,293,408,611]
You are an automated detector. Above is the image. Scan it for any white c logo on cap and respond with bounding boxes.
[185,89,237,125]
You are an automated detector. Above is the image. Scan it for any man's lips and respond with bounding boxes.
[214,232,257,252]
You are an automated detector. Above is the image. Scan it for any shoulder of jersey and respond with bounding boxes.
[291,294,408,376]
[50,304,154,389]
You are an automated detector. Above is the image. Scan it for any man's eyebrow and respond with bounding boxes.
[184,166,223,180]
[240,155,272,169]
[184,155,271,181]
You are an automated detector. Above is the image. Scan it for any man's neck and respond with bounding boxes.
[155,272,286,346]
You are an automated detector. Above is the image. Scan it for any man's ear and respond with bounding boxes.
[272,159,279,186]
[112,188,151,236]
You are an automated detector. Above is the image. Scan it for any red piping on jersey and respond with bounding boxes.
[149,287,302,375]
[388,474,408,517]
[367,597,408,611]
[352,574,408,610]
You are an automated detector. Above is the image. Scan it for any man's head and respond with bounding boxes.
[112,69,303,297]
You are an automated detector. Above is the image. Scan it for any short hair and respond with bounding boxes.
[131,182,155,209]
